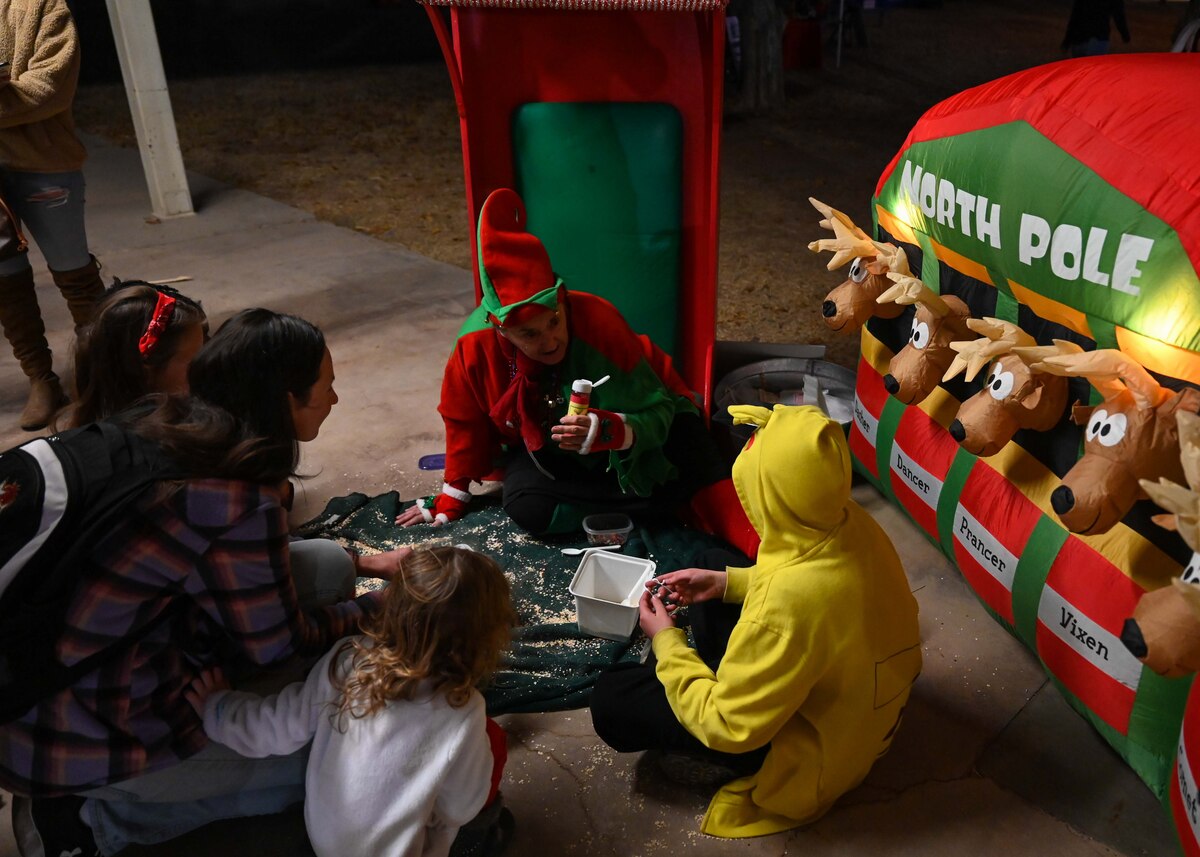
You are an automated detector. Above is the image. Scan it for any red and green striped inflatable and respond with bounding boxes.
[851,53,1200,850]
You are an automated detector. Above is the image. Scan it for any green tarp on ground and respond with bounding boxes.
[296,492,729,715]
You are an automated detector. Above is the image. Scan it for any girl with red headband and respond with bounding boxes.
[64,279,208,428]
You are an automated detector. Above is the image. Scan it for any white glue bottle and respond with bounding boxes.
[567,379,593,416]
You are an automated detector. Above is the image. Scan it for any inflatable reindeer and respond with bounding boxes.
[874,273,972,406]
[806,197,910,334]
[1028,349,1200,535]
[939,321,1078,456]
[1120,411,1200,677]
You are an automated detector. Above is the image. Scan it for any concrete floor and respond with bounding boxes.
[0,138,1180,856]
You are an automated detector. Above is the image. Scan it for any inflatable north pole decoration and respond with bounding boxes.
[843,53,1200,836]
[1129,411,1200,855]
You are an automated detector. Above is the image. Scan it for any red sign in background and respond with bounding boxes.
[951,461,1043,625]
[1037,537,1146,735]
[849,356,889,480]
[888,406,959,540]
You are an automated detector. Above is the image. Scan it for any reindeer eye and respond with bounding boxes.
[849,257,868,284]
[986,362,1015,400]
[1184,553,1200,585]
[910,320,930,350]
[1086,409,1127,448]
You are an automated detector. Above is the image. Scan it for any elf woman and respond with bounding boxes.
[396,188,756,557]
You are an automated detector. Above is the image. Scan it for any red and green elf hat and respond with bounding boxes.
[478,188,564,326]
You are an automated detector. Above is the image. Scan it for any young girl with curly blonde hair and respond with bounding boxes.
[186,546,517,857]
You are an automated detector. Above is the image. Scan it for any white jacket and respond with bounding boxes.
[203,641,494,857]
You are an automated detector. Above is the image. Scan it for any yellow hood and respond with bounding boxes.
[729,405,851,563]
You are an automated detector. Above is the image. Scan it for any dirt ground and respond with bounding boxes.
[73,0,1185,371]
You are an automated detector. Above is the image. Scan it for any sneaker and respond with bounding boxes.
[12,794,100,857]
[654,751,742,788]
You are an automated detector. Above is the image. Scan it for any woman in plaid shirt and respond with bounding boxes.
[6,309,412,856]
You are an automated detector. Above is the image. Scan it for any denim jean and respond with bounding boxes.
[77,538,356,855]
[81,742,309,855]
[0,168,92,275]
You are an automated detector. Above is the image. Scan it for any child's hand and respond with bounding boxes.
[647,568,726,606]
[639,587,676,639]
[184,666,230,717]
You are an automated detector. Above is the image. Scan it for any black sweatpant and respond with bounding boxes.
[502,411,729,535]
[588,549,769,771]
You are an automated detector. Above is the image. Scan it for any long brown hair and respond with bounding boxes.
[120,309,330,486]
[68,281,207,428]
[187,309,325,480]
[118,395,296,486]
[331,547,515,723]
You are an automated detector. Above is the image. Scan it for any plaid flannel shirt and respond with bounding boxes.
[0,478,381,797]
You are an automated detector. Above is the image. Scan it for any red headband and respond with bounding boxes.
[138,292,176,357]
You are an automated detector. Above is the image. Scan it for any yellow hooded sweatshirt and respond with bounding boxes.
[651,405,922,838]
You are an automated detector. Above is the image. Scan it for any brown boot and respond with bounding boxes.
[50,254,106,333]
[0,267,66,430]
[21,375,66,430]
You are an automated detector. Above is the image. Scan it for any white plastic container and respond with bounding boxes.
[569,551,657,641]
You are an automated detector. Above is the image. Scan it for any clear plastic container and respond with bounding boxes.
[583,513,634,546]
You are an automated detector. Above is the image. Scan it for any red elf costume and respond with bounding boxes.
[412,188,757,557]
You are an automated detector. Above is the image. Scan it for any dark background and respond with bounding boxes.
[68,0,442,84]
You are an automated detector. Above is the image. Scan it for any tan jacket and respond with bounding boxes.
[0,0,84,172]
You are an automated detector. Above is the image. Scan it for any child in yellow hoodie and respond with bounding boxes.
[590,404,922,837]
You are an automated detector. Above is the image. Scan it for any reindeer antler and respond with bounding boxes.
[1140,476,1200,552]
[943,317,1037,382]
[1021,348,1170,410]
[807,197,878,271]
[870,240,911,276]
[1179,410,1200,496]
[878,273,950,318]
[1011,339,1086,368]
[808,198,870,240]
[1138,411,1200,557]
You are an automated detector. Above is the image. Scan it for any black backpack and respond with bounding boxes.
[0,421,180,723]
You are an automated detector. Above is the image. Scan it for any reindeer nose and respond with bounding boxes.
[883,375,899,395]
[822,300,837,318]
[1120,619,1148,658]
[949,420,966,442]
[1050,485,1075,515]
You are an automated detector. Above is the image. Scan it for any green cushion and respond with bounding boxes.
[513,102,683,357]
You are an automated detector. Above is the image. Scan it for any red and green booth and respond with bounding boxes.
[852,53,1200,852]
[418,0,728,402]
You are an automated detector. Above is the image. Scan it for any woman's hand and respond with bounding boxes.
[639,587,676,639]
[354,547,413,581]
[396,502,436,527]
[184,666,230,717]
[647,568,727,607]
[551,414,592,451]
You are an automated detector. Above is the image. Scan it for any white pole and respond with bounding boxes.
[104,0,193,219]
[836,0,845,69]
